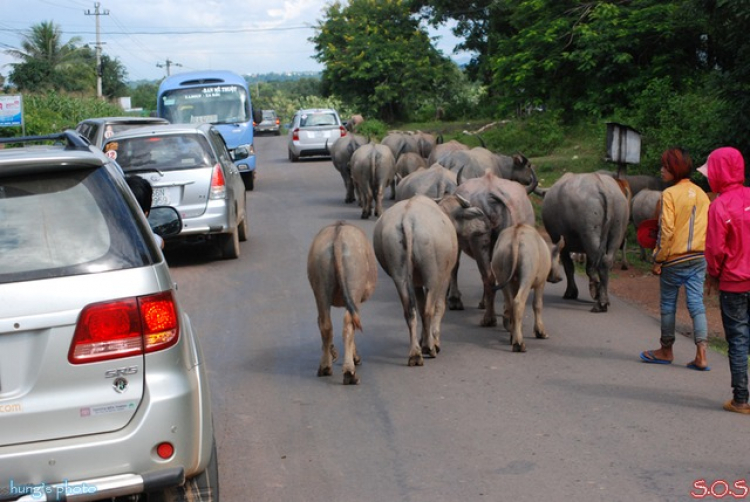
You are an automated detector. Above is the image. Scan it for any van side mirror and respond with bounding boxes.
[252,108,262,125]
[148,206,182,238]
[232,146,250,161]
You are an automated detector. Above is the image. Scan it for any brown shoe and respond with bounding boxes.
[723,400,750,414]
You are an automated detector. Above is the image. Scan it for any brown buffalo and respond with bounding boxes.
[373,195,458,366]
[491,224,564,352]
[307,221,378,385]
[350,143,397,219]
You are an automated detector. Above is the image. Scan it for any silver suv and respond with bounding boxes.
[287,108,346,162]
[74,116,170,148]
[103,123,248,259]
[0,131,218,501]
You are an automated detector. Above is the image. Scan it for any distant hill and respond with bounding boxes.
[245,71,321,83]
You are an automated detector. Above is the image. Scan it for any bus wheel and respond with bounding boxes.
[241,171,254,191]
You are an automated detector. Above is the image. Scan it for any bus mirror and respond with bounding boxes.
[252,108,262,125]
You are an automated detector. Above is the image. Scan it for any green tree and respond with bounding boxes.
[311,0,455,122]
[4,21,85,92]
[130,81,160,113]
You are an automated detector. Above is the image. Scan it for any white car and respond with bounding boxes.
[0,131,218,501]
[287,108,347,162]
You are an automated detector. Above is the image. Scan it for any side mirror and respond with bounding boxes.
[252,108,262,125]
[148,206,182,238]
[232,146,250,161]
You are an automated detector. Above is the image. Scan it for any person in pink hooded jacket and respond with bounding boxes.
[702,147,750,415]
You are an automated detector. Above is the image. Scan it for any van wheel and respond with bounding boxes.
[219,229,240,259]
[145,439,219,502]
[241,172,254,191]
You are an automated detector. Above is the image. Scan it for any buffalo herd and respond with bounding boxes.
[309,130,659,384]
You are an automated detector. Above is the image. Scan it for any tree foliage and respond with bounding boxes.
[311,0,456,122]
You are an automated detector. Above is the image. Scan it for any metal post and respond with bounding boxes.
[85,2,109,99]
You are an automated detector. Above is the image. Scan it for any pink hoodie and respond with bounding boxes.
[704,147,750,293]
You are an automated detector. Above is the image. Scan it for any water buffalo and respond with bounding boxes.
[444,147,538,193]
[373,195,458,366]
[427,139,470,166]
[395,163,457,201]
[345,114,364,133]
[307,221,378,385]
[438,171,536,327]
[541,172,630,313]
[630,188,662,262]
[329,134,369,204]
[350,143,397,219]
[491,224,564,352]
[395,151,428,182]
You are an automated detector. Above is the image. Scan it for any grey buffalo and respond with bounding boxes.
[350,143,397,219]
[345,114,364,133]
[395,151,428,182]
[395,163,457,201]
[307,221,378,385]
[329,133,368,204]
[373,195,458,366]
[541,172,629,313]
[444,147,539,193]
[630,188,662,262]
[491,224,564,352]
[438,171,536,327]
[427,139,470,166]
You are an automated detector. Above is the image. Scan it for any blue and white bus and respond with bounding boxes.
[157,70,262,189]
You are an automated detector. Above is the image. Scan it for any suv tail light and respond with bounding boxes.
[275,118,280,125]
[292,128,300,141]
[339,126,347,138]
[69,292,180,364]
[210,164,227,199]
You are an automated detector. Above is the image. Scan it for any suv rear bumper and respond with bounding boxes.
[2,468,184,501]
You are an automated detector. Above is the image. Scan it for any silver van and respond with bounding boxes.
[104,123,249,259]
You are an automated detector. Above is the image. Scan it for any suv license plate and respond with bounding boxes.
[152,187,170,206]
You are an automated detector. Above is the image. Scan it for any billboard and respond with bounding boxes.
[0,95,23,127]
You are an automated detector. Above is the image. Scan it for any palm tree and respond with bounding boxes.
[5,21,85,91]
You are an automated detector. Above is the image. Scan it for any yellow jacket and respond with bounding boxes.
[653,179,709,267]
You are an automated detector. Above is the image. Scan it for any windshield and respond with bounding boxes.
[160,85,249,125]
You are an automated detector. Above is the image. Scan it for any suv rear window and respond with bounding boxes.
[0,168,153,283]
[107,134,213,171]
[300,113,338,127]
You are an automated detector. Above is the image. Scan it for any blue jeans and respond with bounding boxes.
[659,258,708,346]
[720,291,750,404]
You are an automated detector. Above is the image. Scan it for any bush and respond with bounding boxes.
[478,111,566,157]
[355,119,388,140]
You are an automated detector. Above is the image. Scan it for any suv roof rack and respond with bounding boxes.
[0,130,91,150]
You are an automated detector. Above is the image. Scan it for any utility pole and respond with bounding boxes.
[157,59,182,76]
[85,2,109,99]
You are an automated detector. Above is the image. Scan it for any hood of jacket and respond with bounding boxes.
[707,147,745,194]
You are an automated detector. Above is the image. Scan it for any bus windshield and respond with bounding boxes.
[159,85,249,125]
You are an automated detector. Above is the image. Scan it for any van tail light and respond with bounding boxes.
[275,118,280,125]
[68,292,180,364]
[210,164,227,199]
[292,128,300,141]
[339,126,347,137]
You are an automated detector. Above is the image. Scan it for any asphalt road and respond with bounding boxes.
[165,134,750,502]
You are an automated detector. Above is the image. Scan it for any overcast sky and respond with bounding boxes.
[0,0,468,83]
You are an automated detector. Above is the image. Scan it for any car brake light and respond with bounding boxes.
[339,126,347,137]
[275,118,280,125]
[210,164,227,199]
[69,292,179,364]
[292,128,300,141]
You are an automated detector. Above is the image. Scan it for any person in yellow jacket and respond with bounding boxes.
[640,147,711,370]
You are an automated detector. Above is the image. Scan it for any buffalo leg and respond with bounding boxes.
[341,311,360,385]
[316,307,335,377]
[476,253,497,327]
[447,251,464,310]
[511,283,528,352]
[532,285,549,339]
[561,250,579,299]
[416,287,437,357]
[394,279,423,366]
[591,259,611,313]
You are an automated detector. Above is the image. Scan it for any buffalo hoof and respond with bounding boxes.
[360,212,369,219]
[343,371,360,385]
[408,354,424,367]
[590,304,608,313]
[478,300,486,309]
[330,345,339,362]
[345,197,355,204]
[502,316,511,331]
[448,298,464,310]
[563,290,578,300]
[535,331,549,339]
[480,316,497,328]
[353,354,362,366]
[512,342,527,353]
[421,346,437,358]
[317,366,333,377]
